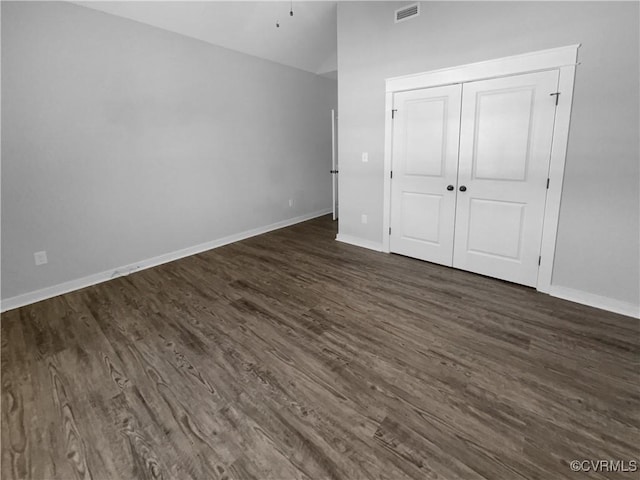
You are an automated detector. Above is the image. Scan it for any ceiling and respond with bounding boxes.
[75,1,338,77]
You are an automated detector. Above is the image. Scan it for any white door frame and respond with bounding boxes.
[331,108,338,220]
[382,45,580,293]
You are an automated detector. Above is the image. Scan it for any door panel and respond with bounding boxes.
[405,100,445,176]
[401,192,442,243]
[474,88,533,181]
[390,84,462,265]
[466,199,525,260]
[454,70,559,286]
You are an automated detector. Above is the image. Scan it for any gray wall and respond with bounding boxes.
[337,1,639,307]
[1,1,337,300]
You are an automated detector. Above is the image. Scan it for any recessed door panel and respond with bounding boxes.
[474,88,534,181]
[467,199,525,260]
[454,70,559,287]
[401,192,441,244]
[405,98,446,176]
[390,84,462,266]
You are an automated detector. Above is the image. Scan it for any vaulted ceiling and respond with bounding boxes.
[75,1,337,78]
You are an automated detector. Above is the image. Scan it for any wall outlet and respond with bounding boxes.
[362,152,369,163]
[361,214,368,224]
[288,198,294,207]
[34,251,48,266]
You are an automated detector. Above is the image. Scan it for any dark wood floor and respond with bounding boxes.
[1,215,638,480]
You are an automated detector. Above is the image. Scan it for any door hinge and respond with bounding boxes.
[390,170,393,179]
[538,256,541,266]
[391,109,398,119]
[546,178,550,189]
[550,92,560,106]
[389,227,392,235]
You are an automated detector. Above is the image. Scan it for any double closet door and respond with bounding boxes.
[389,70,559,287]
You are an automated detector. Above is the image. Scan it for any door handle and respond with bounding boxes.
[447,185,454,191]
[459,185,467,192]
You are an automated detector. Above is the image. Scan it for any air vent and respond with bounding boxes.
[395,3,420,23]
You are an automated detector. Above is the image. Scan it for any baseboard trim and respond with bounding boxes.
[549,285,639,319]
[331,237,639,318]
[1,209,332,313]
[8,217,635,320]
[335,233,383,252]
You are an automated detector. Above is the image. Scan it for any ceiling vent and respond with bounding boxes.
[395,3,420,23]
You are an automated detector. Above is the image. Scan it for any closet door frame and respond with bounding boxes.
[382,44,580,293]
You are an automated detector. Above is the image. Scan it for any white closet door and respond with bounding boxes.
[390,84,462,266]
[453,70,559,287]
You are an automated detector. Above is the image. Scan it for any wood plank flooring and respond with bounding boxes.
[2,215,639,479]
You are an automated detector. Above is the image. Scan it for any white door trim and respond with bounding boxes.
[382,45,580,293]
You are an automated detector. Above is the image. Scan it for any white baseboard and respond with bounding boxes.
[0,208,331,313]
[7,215,636,321]
[331,237,639,319]
[549,285,640,319]
[335,233,383,252]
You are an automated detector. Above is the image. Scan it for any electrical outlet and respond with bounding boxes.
[288,198,294,207]
[362,152,369,163]
[361,214,368,224]
[34,251,48,266]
